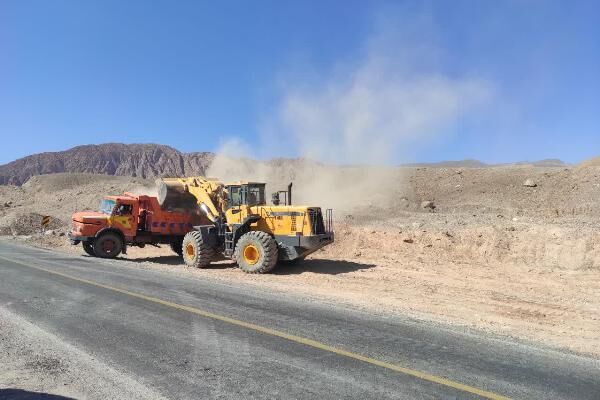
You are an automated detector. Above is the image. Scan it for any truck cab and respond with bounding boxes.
[71,195,139,240]
[69,193,206,259]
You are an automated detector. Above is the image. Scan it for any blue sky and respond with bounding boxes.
[1,0,599,165]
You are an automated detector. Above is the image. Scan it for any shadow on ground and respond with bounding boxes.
[274,259,377,275]
[0,389,75,400]
[118,255,184,265]
[121,255,234,269]
[107,255,375,275]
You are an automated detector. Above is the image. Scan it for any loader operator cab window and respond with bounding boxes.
[247,185,265,206]
[226,184,266,208]
[228,186,242,209]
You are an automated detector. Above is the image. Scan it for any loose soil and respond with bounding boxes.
[1,168,599,358]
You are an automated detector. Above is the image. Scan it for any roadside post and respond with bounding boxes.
[41,215,50,246]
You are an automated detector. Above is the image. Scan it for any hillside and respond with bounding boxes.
[0,143,573,187]
[0,143,214,185]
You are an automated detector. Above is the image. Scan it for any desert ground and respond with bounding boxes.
[1,164,599,358]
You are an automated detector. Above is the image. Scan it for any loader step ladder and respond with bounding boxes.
[224,231,234,256]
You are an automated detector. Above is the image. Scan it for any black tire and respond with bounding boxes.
[82,242,95,256]
[93,233,123,258]
[169,238,184,257]
[235,231,278,274]
[182,231,215,268]
[280,256,305,265]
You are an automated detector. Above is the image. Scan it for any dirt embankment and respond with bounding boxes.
[1,166,600,357]
[0,174,154,236]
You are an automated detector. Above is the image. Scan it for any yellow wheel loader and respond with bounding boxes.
[157,177,334,273]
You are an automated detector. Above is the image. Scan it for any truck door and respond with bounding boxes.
[112,201,138,237]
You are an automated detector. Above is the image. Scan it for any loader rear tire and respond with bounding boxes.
[235,231,278,274]
[82,242,95,257]
[93,233,123,258]
[182,231,214,268]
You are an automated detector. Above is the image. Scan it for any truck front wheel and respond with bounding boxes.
[82,241,95,256]
[235,231,278,274]
[93,233,123,258]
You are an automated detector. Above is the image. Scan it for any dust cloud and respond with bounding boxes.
[129,185,158,198]
[208,11,493,212]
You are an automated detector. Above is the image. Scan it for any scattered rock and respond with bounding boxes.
[421,200,436,210]
[523,179,537,187]
[4,201,12,207]
[403,238,414,244]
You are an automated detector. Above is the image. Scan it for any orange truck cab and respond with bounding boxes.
[68,192,205,258]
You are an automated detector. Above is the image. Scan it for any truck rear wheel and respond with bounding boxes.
[93,233,123,258]
[235,231,278,274]
[82,242,95,257]
[169,238,184,257]
[182,231,214,268]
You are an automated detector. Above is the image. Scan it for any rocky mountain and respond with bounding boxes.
[0,142,571,186]
[0,143,214,185]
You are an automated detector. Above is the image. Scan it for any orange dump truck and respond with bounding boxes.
[68,192,206,258]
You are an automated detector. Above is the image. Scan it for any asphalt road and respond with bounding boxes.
[0,240,598,400]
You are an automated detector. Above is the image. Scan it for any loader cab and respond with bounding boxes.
[226,183,266,209]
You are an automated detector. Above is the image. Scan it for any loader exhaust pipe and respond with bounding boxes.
[288,182,292,205]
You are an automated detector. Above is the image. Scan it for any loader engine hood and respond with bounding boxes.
[72,211,109,225]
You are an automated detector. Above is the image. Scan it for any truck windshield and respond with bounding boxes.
[99,199,116,214]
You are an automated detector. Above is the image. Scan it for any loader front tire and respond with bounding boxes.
[182,231,214,268]
[235,231,278,274]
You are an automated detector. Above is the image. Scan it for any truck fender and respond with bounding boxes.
[95,227,127,254]
[95,227,125,242]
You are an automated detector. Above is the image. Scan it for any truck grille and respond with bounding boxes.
[308,208,326,234]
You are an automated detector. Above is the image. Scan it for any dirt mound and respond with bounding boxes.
[578,157,600,168]
[7,213,65,235]
[0,173,154,232]
[22,173,146,192]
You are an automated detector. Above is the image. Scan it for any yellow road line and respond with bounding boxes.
[4,257,510,400]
